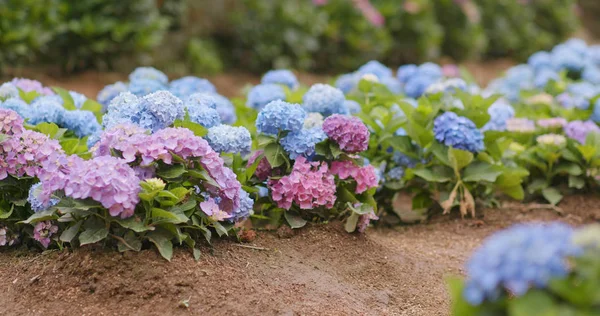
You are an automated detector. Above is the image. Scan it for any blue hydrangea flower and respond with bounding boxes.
[28,98,66,125]
[426,78,468,95]
[97,81,128,110]
[527,51,552,71]
[129,67,169,85]
[87,131,102,148]
[102,92,142,130]
[257,186,269,198]
[387,167,405,180]
[188,106,221,128]
[404,76,437,98]
[188,93,236,124]
[280,127,327,159]
[434,112,484,153]
[229,189,254,222]
[482,99,515,131]
[551,45,585,72]
[0,83,19,100]
[418,62,443,79]
[588,45,600,65]
[302,84,348,116]
[69,91,87,109]
[392,152,417,168]
[136,90,184,131]
[256,100,306,135]
[345,100,361,115]
[335,73,359,94]
[206,124,252,155]
[534,69,559,89]
[246,84,286,110]
[28,183,59,212]
[128,79,166,97]
[261,69,299,90]
[30,95,64,107]
[463,222,581,305]
[357,60,392,80]
[397,64,418,84]
[168,76,216,99]
[1,98,30,118]
[582,65,600,85]
[61,110,102,137]
[591,99,600,123]
[381,77,403,94]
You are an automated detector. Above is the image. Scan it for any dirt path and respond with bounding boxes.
[0,195,597,316]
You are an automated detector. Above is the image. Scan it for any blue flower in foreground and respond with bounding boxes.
[256,100,306,135]
[1,98,30,118]
[187,105,221,128]
[97,82,128,109]
[61,110,101,137]
[28,98,66,125]
[28,183,59,212]
[206,124,252,155]
[463,222,580,305]
[129,67,169,84]
[335,73,359,94]
[246,84,286,110]
[261,69,299,90]
[303,83,348,116]
[433,112,484,153]
[482,99,515,131]
[137,90,184,131]
[169,76,216,99]
[280,127,327,159]
[128,79,166,97]
[102,92,142,130]
[357,60,392,80]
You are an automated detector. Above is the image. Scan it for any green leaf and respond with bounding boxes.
[568,175,585,189]
[528,178,549,193]
[462,162,503,182]
[151,208,187,224]
[344,213,360,233]
[0,202,13,219]
[446,276,480,316]
[79,226,109,246]
[156,164,186,179]
[59,220,82,243]
[284,211,307,229]
[21,209,56,224]
[264,142,286,168]
[53,87,76,110]
[257,134,276,147]
[193,248,201,261]
[501,185,525,200]
[114,217,154,232]
[19,90,41,103]
[147,231,174,261]
[448,148,473,172]
[542,187,563,206]
[508,290,558,316]
[117,231,142,252]
[413,167,452,183]
[173,119,208,137]
[34,122,61,139]
[553,163,583,176]
[430,142,451,167]
[213,221,229,237]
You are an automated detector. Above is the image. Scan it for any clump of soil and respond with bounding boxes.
[0,195,597,316]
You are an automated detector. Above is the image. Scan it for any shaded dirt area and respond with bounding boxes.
[0,195,598,316]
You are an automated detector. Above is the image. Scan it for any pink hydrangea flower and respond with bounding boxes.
[200,198,231,221]
[322,114,369,153]
[537,118,567,128]
[269,157,336,210]
[330,160,378,194]
[357,209,379,233]
[11,78,54,95]
[247,150,273,181]
[0,109,24,135]
[33,221,58,248]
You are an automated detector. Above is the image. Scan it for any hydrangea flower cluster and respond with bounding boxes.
[482,99,515,131]
[564,120,600,144]
[261,69,299,90]
[1,98,31,118]
[246,84,286,110]
[330,160,378,194]
[209,93,237,124]
[334,61,404,95]
[97,81,128,109]
[392,151,418,168]
[357,209,379,233]
[11,78,54,95]
[505,118,536,133]
[0,83,19,100]
[399,63,444,98]
[33,221,59,248]
[0,108,24,135]
[303,112,325,129]
[247,150,273,182]
[302,84,349,116]
[386,167,405,180]
[230,189,254,222]
[536,134,566,147]
[256,100,306,135]
[537,117,567,128]
[206,125,252,156]
[322,114,369,153]
[556,82,599,110]
[280,127,327,159]
[169,76,216,99]
[357,60,392,79]
[28,183,59,212]
[345,100,362,115]
[184,93,225,127]
[269,157,336,210]
[433,112,484,153]
[425,78,468,95]
[129,67,169,84]
[463,222,581,305]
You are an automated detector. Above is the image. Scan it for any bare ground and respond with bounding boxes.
[0,195,598,316]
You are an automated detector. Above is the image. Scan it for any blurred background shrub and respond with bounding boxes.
[0,0,584,75]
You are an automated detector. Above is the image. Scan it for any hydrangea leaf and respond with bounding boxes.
[147,231,174,261]
[463,162,503,183]
[284,211,307,229]
[448,147,473,172]
[79,226,109,246]
[59,220,82,243]
[542,187,563,206]
[508,290,558,316]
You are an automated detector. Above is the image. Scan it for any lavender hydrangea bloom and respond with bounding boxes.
[206,125,252,155]
[564,120,600,144]
[33,221,58,248]
[463,222,580,305]
[128,79,167,97]
[280,127,327,159]
[482,99,515,131]
[229,189,254,222]
[28,183,59,212]
[11,78,54,95]
[433,112,484,153]
[335,73,359,94]
[537,118,567,128]
[128,67,169,84]
[322,114,370,153]
[0,98,30,118]
[246,84,286,110]
[261,69,299,90]
[61,110,102,137]
[97,81,128,110]
[303,84,348,116]
[357,60,392,79]
[0,83,19,100]
[256,100,306,135]
[169,76,216,99]
[506,118,536,133]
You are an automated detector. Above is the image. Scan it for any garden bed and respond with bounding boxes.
[1,195,597,316]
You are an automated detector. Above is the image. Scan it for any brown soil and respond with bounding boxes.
[0,195,597,316]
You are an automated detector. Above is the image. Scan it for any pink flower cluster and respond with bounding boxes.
[357,209,379,233]
[11,78,54,95]
[93,125,242,212]
[322,114,369,153]
[247,150,274,181]
[0,109,24,135]
[39,155,141,218]
[269,157,336,210]
[330,160,378,194]
[33,221,59,248]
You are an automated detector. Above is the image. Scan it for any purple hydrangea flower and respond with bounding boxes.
[322,114,369,153]
[33,221,59,248]
[506,118,536,133]
[564,120,600,144]
[11,78,54,95]
[537,118,567,129]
